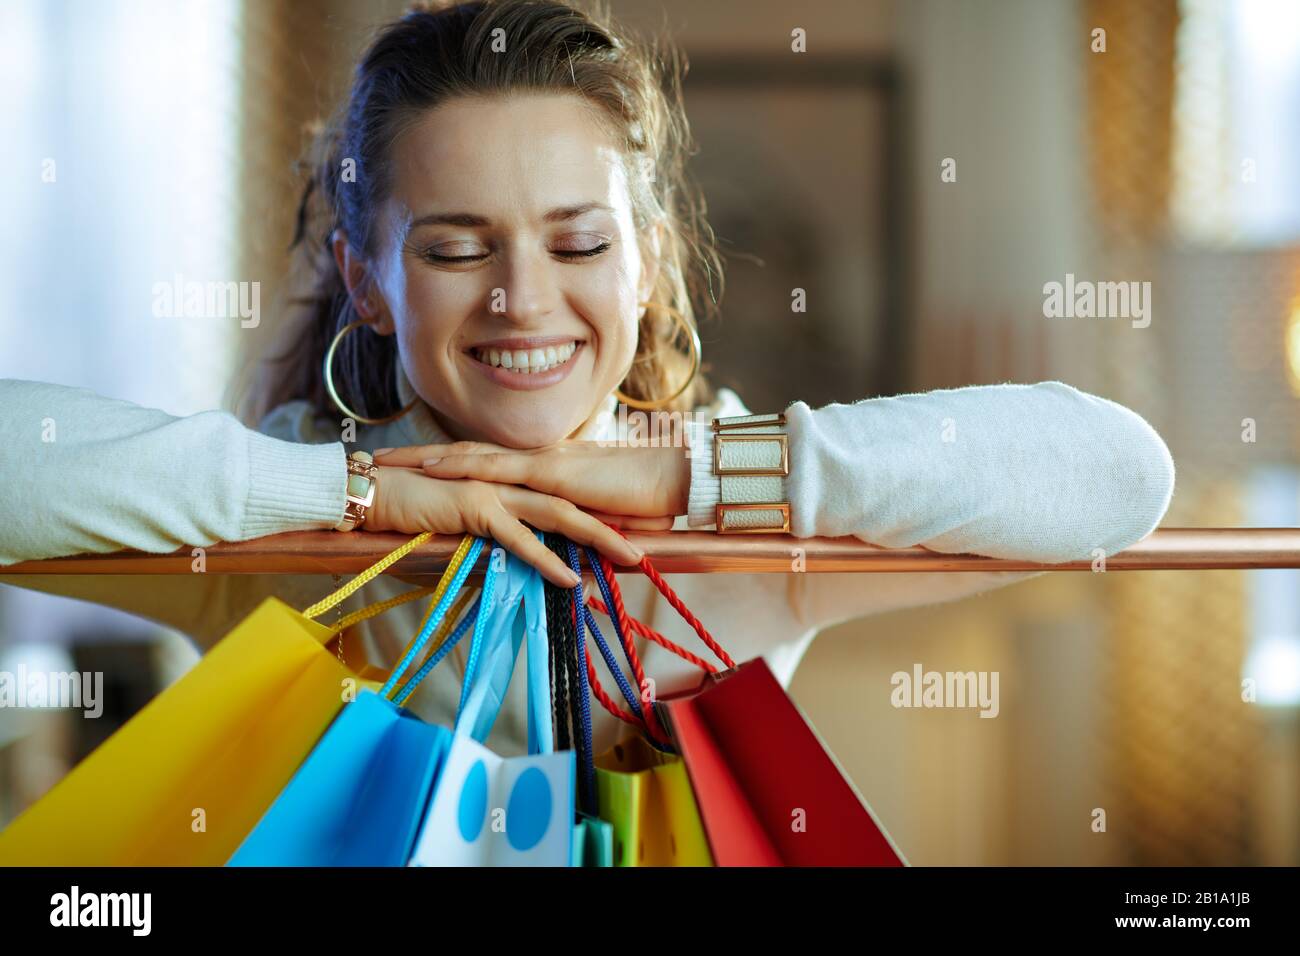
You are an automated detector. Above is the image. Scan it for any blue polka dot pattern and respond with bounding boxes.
[505,767,552,851]
[457,759,488,843]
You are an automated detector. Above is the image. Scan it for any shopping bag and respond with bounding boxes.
[595,735,712,866]
[658,659,906,867]
[229,537,485,866]
[581,539,904,867]
[408,538,575,866]
[548,546,712,866]
[0,533,439,866]
[228,690,450,866]
[572,813,614,867]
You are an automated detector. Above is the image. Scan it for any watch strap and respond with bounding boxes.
[712,413,790,533]
[335,451,378,532]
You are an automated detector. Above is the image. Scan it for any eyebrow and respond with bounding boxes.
[407,201,615,230]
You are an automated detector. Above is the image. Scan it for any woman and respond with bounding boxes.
[0,0,1174,756]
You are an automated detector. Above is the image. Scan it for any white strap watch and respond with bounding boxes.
[711,412,791,533]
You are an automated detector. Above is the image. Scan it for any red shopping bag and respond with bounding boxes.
[657,659,904,867]
[583,544,905,867]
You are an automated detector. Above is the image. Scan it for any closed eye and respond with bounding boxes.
[555,242,610,259]
[419,242,611,264]
[422,251,488,264]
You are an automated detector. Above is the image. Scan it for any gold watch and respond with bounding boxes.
[335,451,378,532]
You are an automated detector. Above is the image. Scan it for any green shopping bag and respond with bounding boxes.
[595,734,712,866]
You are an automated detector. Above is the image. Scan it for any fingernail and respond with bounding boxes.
[564,569,582,587]
[422,457,442,467]
[373,447,393,457]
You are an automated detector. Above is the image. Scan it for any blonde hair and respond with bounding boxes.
[232,0,720,428]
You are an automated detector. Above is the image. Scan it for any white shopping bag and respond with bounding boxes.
[409,538,575,866]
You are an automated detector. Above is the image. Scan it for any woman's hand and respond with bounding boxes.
[363,464,669,588]
[373,440,692,520]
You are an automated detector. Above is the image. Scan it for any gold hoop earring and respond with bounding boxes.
[323,319,419,426]
[615,302,702,411]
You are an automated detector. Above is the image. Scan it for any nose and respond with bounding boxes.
[493,244,558,326]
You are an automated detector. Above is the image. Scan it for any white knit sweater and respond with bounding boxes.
[0,375,1175,755]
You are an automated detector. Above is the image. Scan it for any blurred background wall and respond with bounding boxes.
[2,0,1298,864]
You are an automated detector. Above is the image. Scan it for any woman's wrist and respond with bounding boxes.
[689,412,792,533]
[685,418,721,527]
[660,444,693,518]
[359,464,401,533]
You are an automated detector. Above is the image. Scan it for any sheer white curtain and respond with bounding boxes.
[0,0,242,411]
[0,0,242,655]
[1173,0,1300,245]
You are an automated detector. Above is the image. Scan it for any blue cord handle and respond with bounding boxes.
[392,601,480,706]
[378,536,485,699]
[584,547,679,756]
[456,545,500,717]
[584,549,647,714]
[581,604,644,720]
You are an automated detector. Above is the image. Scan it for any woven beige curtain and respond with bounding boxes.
[1085,0,1261,865]
[228,0,412,423]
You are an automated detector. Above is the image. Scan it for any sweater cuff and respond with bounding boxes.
[242,431,348,539]
[685,418,720,528]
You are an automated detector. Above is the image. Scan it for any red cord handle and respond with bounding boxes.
[594,524,735,671]
[577,528,735,745]
[572,582,673,746]
[587,596,719,674]
[593,553,671,743]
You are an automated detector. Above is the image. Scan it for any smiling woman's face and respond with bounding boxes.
[363,93,656,447]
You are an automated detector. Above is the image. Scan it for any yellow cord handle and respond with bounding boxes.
[328,584,438,635]
[301,531,434,621]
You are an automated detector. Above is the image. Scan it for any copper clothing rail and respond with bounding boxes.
[2,528,1298,575]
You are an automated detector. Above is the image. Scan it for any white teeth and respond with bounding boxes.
[474,341,579,373]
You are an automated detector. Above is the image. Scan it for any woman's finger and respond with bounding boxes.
[423,452,551,490]
[371,444,451,467]
[584,511,675,531]
[373,441,511,468]
[485,508,581,588]
[503,488,643,566]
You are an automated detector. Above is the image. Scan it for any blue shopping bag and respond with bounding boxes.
[409,539,576,866]
[228,537,486,867]
[228,690,452,866]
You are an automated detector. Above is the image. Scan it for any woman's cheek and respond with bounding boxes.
[399,276,470,377]
[587,261,641,373]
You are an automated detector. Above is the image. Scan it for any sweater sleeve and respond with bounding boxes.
[688,380,1174,561]
[0,378,349,566]
[684,381,1175,632]
[785,380,1174,560]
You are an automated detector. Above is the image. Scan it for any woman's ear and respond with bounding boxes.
[331,229,395,334]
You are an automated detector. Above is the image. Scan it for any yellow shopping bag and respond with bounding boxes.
[0,532,461,866]
[594,734,713,866]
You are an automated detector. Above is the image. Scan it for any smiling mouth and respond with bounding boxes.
[468,340,582,375]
